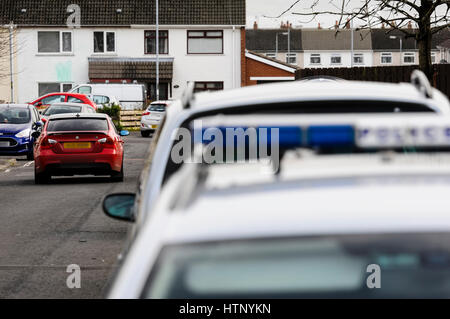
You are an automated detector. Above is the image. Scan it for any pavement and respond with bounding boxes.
[0,132,150,298]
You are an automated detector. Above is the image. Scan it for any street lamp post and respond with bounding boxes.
[390,35,403,65]
[9,22,14,102]
[276,31,290,62]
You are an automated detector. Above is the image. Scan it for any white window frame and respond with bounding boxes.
[265,53,276,59]
[330,54,342,65]
[380,52,393,65]
[403,52,415,64]
[310,54,321,65]
[37,30,73,54]
[37,82,74,97]
[431,52,437,64]
[353,53,364,65]
[93,31,116,54]
[286,53,297,65]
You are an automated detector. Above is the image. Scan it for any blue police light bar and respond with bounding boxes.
[193,117,450,150]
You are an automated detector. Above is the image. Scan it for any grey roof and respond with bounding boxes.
[371,28,450,51]
[246,29,302,52]
[301,29,372,51]
[0,0,246,26]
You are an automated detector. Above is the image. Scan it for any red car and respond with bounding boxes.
[33,113,129,184]
[30,92,97,111]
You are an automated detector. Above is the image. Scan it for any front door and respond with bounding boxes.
[148,82,169,101]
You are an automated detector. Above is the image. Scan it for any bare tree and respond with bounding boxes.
[276,0,449,79]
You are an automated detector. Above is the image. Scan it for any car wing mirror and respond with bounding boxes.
[120,130,130,137]
[103,193,136,222]
[31,131,41,139]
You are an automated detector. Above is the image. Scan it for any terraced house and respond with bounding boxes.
[0,0,246,104]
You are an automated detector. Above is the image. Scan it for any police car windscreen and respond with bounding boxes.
[143,233,450,298]
[47,118,108,131]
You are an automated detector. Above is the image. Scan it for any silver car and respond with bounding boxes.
[140,101,171,137]
[40,102,96,122]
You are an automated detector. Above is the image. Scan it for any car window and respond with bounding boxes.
[148,104,166,112]
[47,118,108,131]
[93,95,110,104]
[67,96,85,103]
[144,233,450,298]
[0,107,31,124]
[41,95,65,105]
[76,86,92,94]
[42,105,82,116]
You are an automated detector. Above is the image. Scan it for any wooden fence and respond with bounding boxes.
[119,110,143,130]
[296,64,450,99]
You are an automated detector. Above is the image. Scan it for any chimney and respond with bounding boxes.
[345,19,350,29]
[381,23,385,29]
[253,21,258,30]
[407,21,412,29]
[318,22,321,29]
[335,20,339,29]
[287,20,290,29]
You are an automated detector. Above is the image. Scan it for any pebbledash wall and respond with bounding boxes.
[15,26,243,104]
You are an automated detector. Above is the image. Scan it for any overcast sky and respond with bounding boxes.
[246,0,448,29]
[246,0,347,29]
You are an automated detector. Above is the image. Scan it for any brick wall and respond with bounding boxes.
[244,57,295,86]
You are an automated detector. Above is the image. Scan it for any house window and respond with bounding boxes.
[310,54,321,64]
[38,31,72,53]
[193,82,224,92]
[353,53,364,65]
[431,52,437,64]
[145,30,169,54]
[38,83,72,96]
[94,31,115,53]
[381,53,392,64]
[265,53,276,59]
[286,53,297,65]
[187,31,223,54]
[330,54,342,65]
[403,52,415,64]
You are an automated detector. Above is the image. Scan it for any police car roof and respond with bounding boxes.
[152,153,450,245]
[190,80,449,112]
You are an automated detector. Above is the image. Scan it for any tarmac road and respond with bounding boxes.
[0,132,149,298]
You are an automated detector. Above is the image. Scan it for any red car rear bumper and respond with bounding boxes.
[35,149,122,174]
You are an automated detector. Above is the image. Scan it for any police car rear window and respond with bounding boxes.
[47,118,108,131]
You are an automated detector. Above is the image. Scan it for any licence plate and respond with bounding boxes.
[64,142,91,149]
[0,141,9,147]
[151,125,158,129]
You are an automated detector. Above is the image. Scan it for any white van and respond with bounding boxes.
[70,83,146,110]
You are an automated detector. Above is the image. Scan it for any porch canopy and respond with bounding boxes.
[88,57,173,81]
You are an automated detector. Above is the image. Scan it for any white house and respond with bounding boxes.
[1,0,246,104]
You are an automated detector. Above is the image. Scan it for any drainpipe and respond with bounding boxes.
[232,26,236,88]
[9,22,14,103]
[156,0,159,101]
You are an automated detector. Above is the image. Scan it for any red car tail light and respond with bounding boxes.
[142,111,150,116]
[40,136,57,149]
[98,136,115,148]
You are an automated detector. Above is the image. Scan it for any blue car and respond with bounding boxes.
[0,104,43,160]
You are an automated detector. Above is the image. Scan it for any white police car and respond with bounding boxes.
[104,115,450,298]
[118,70,450,225]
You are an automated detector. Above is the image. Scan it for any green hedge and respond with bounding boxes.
[97,103,123,131]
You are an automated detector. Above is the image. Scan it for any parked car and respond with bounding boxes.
[40,103,97,123]
[140,100,171,137]
[33,113,129,184]
[103,115,450,298]
[70,83,146,110]
[30,93,97,111]
[0,104,43,160]
[87,94,120,109]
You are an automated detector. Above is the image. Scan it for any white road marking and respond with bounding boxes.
[5,169,10,173]
[23,161,33,167]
